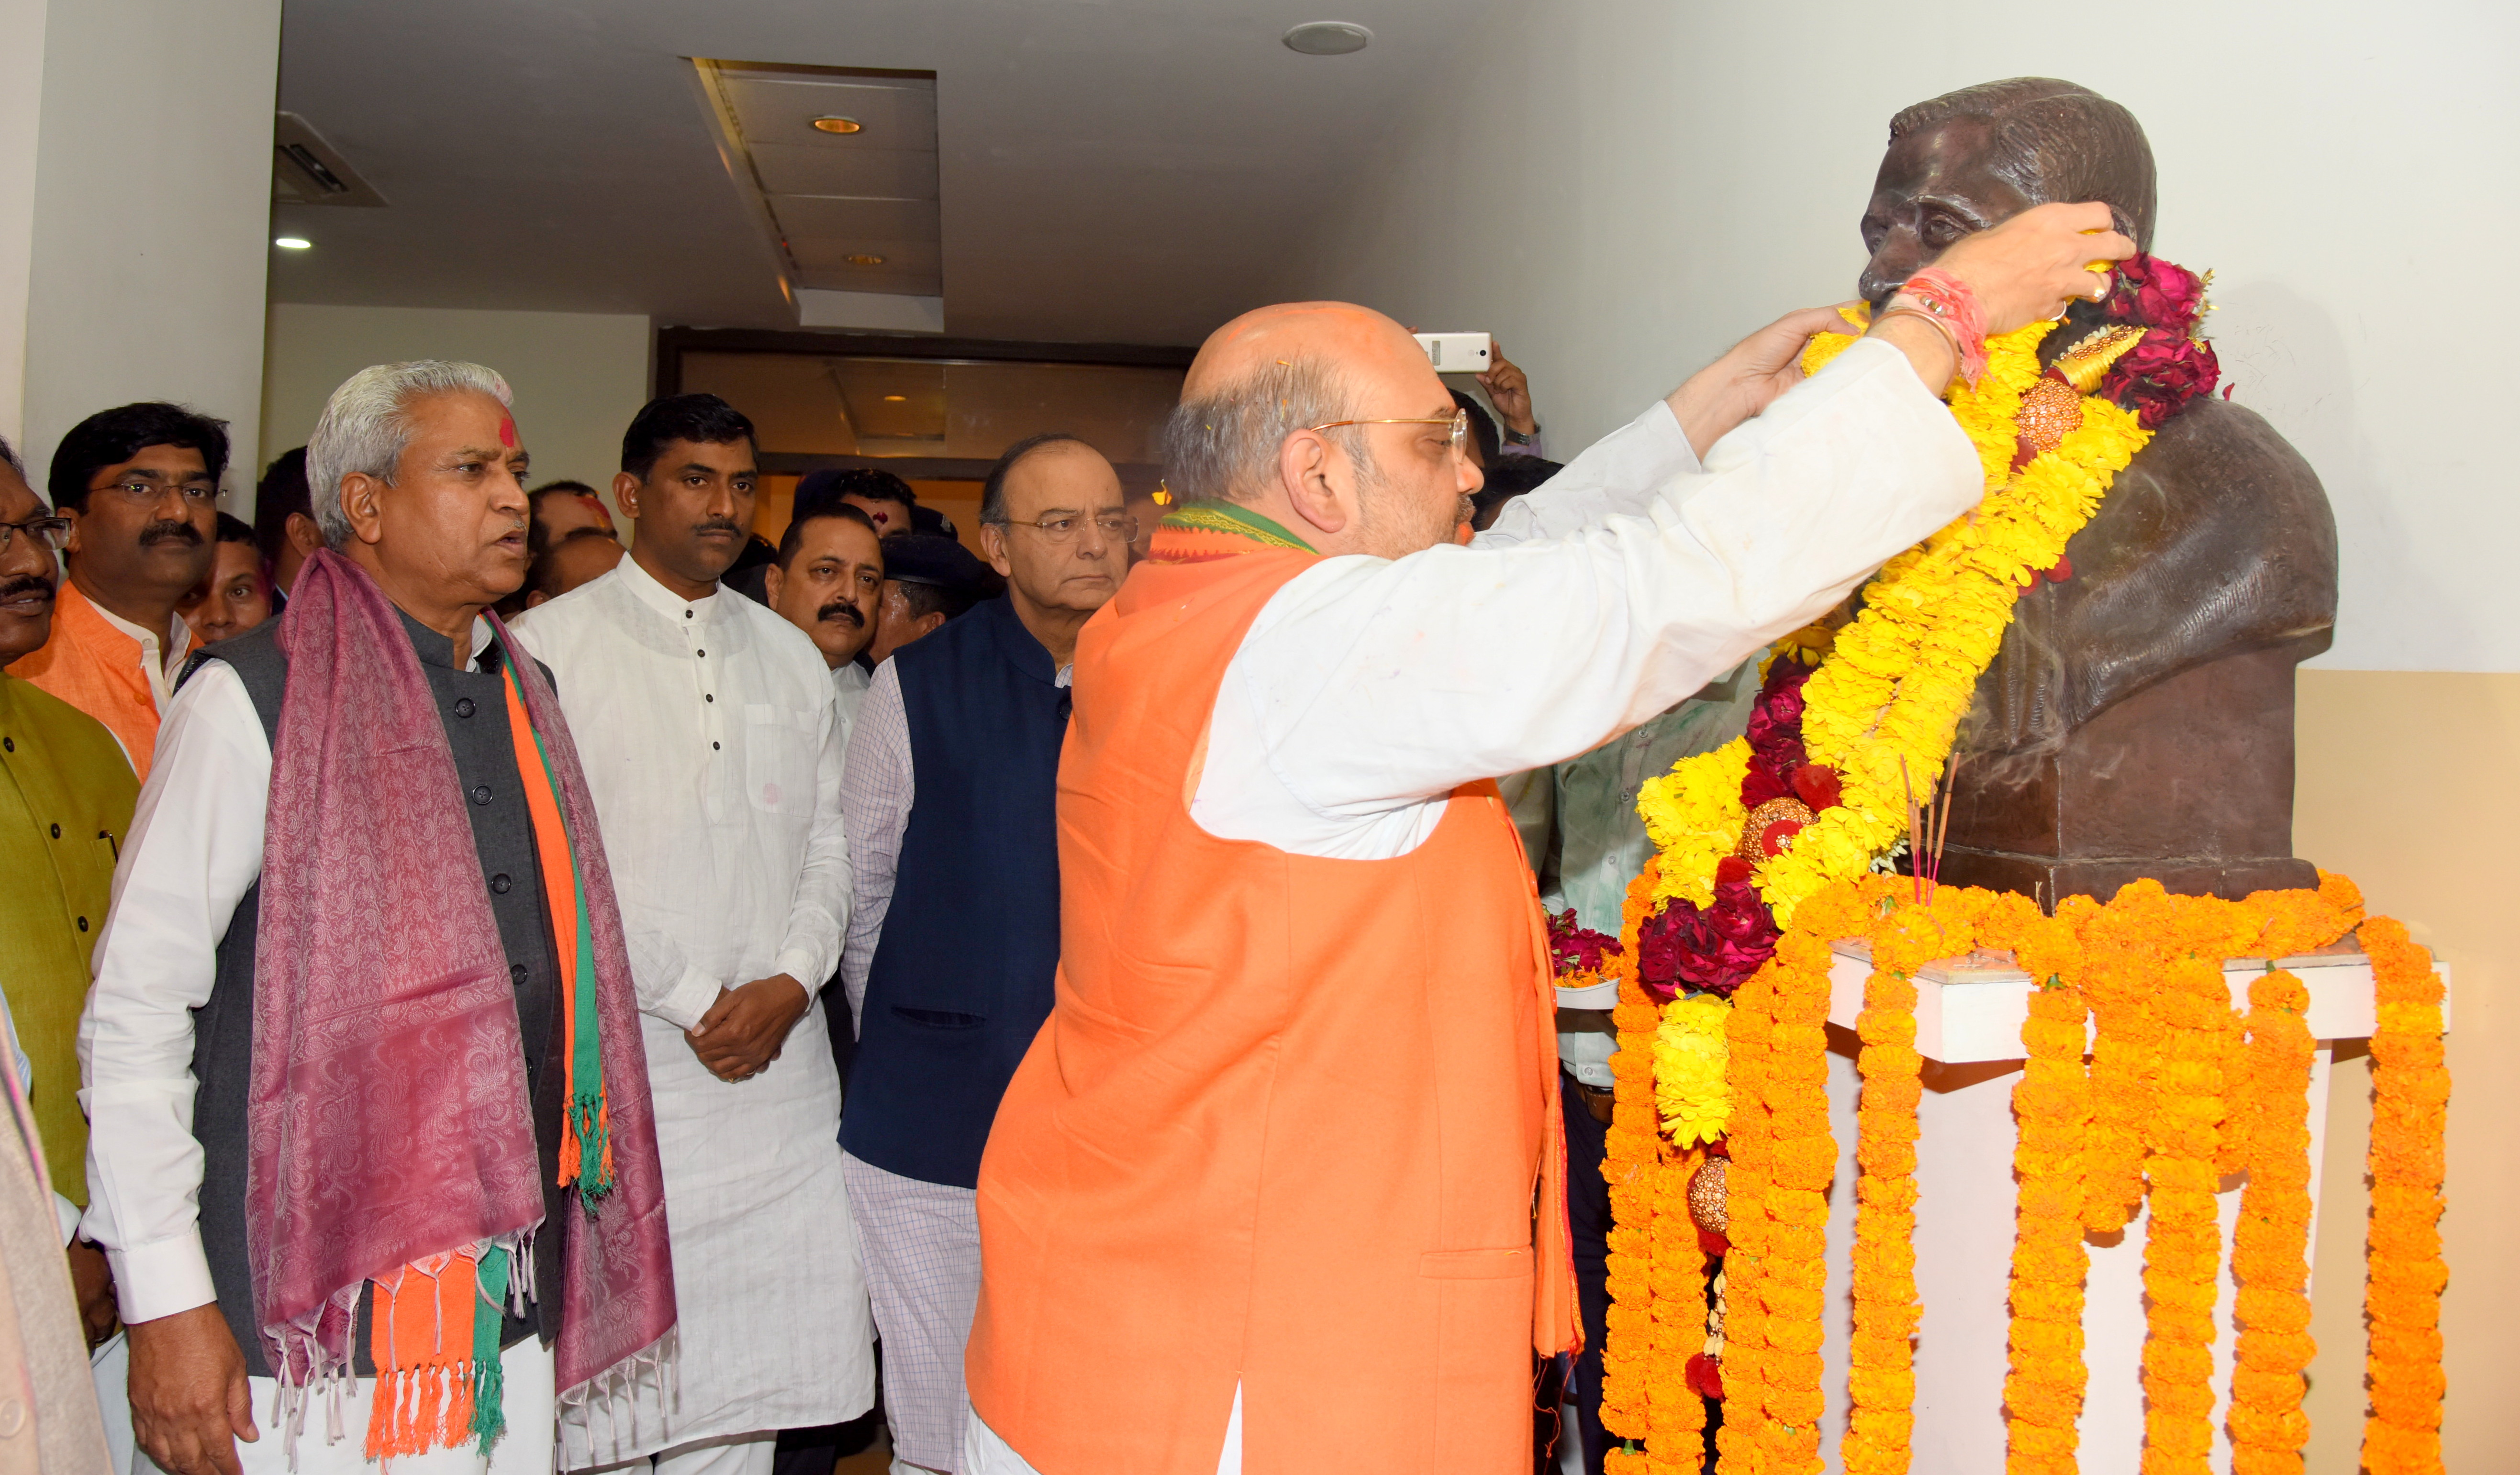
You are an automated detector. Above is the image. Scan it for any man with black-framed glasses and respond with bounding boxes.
[7,401,226,778]
[834,432,1127,1475]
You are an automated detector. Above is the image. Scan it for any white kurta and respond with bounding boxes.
[512,559,874,1462]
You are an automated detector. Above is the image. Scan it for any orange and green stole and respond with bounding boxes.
[1148,500,1317,564]
[361,659,614,1459]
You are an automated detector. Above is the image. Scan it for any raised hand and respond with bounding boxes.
[1475,344,1538,437]
[1928,200,2136,334]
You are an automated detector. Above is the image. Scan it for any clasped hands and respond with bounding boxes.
[685,972,812,1082]
[1664,201,2139,452]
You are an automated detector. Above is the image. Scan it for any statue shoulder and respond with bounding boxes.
[2126,397,2332,532]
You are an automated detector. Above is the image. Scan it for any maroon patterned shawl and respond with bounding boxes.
[248,551,674,1446]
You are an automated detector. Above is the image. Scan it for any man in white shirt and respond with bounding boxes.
[512,394,874,1475]
[960,203,2134,1475]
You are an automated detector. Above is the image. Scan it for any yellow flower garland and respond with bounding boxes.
[1634,317,2149,930]
[1654,997,1734,1148]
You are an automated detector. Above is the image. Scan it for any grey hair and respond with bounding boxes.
[306,360,514,548]
[1159,355,1371,507]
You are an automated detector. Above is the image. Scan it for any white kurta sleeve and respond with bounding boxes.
[1473,400,1701,547]
[770,680,849,994]
[78,663,268,1324]
[1193,338,1979,857]
[837,663,914,1032]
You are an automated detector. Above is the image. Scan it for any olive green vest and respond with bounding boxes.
[0,674,137,1204]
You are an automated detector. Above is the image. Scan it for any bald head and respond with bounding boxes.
[1182,301,1432,404]
[1162,302,1475,559]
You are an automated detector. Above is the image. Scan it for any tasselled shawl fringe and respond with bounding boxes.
[556,1326,679,1470]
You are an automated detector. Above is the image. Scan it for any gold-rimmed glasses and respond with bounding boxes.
[1309,407,1470,458]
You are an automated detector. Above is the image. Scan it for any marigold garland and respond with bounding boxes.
[2358,917,2451,1475]
[1631,314,2149,935]
[1997,902,2092,1475]
[2229,965,2316,1475]
[1649,872,2441,1475]
[1655,998,1733,1148]
[1712,952,1777,1475]
[1602,864,1664,1467]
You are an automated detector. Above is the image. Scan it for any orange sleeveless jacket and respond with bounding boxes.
[7,582,181,777]
[966,547,1578,1475]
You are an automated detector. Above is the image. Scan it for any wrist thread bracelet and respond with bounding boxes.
[1891,268,1990,385]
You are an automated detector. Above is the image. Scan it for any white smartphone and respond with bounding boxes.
[1413,332,1492,374]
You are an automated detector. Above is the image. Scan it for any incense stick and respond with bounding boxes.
[1900,756,1922,905]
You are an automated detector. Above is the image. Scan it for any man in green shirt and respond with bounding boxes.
[0,433,134,1346]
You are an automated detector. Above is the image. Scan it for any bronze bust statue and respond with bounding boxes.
[1856,78,2338,903]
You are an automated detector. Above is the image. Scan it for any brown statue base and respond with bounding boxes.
[1935,638,2323,905]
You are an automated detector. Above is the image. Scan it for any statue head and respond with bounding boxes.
[1858,78,2158,307]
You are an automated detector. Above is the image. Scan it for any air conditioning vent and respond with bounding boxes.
[271,112,387,208]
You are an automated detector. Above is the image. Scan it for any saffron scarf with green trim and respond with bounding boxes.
[1148,500,1317,563]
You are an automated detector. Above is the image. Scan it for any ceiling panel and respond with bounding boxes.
[747,142,937,200]
[787,236,940,272]
[766,194,939,239]
[719,75,940,152]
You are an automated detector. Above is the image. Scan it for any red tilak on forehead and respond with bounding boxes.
[498,416,517,449]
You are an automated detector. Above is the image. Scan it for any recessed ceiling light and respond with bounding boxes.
[882,395,907,402]
[1282,21,1372,55]
[811,116,864,135]
[274,236,312,250]
[843,253,887,266]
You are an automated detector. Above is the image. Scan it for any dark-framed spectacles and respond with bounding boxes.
[989,510,1138,545]
[1309,407,1471,459]
[95,477,217,509]
[0,515,71,555]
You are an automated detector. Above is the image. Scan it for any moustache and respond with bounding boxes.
[816,600,867,628]
[693,518,745,537]
[140,521,204,547]
[0,575,54,606]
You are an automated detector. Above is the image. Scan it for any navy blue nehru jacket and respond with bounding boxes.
[841,593,1071,1190]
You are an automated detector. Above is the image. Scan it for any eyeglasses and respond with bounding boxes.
[95,477,217,509]
[0,516,70,555]
[989,511,1139,545]
[1309,407,1471,459]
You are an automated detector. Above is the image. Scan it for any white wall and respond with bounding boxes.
[1291,0,2518,674]
[17,0,282,501]
[260,303,652,513]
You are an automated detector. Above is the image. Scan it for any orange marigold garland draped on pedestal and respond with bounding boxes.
[2228,964,2317,1475]
[2359,918,2451,1475]
[1996,899,2091,1475]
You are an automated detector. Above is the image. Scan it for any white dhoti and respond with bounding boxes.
[624,997,876,1462]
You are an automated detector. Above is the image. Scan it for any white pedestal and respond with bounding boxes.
[1802,942,2437,1474]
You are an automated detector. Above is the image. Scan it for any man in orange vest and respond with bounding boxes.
[8,402,227,776]
[960,202,2132,1475]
